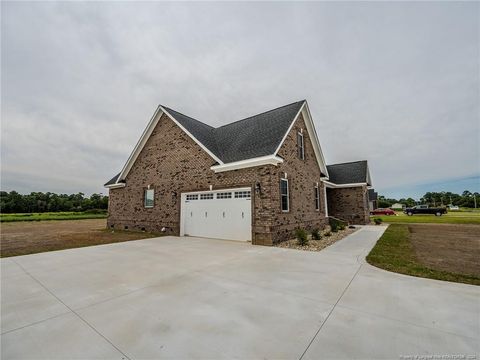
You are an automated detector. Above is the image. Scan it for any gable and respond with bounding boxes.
[105,100,330,187]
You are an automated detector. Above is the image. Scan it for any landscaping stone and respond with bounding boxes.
[275,226,358,252]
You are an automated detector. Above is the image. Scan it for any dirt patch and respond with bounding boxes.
[275,226,359,251]
[408,223,480,277]
[0,219,161,257]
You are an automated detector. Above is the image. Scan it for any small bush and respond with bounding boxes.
[311,228,321,240]
[338,224,346,230]
[331,224,339,232]
[374,218,383,225]
[325,231,332,237]
[295,228,309,246]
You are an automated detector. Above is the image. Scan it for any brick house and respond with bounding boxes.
[105,100,372,245]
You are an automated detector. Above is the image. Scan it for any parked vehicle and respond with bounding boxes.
[370,208,396,216]
[404,205,447,216]
[448,205,460,210]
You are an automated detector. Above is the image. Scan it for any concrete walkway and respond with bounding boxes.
[1,226,479,359]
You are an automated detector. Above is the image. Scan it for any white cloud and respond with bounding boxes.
[1,1,478,195]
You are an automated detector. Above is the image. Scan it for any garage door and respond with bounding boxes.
[180,188,252,241]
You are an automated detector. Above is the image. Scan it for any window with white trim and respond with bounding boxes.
[144,189,154,208]
[234,191,251,198]
[314,185,320,211]
[280,178,289,212]
[297,132,305,160]
[200,193,214,200]
[216,192,232,199]
[186,194,198,201]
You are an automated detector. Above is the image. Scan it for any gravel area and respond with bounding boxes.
[275,226,359,251]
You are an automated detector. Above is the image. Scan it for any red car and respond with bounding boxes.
[370,208,396,216]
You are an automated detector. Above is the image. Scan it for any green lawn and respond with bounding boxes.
[0,211,108,222]
[366,224,480,285]
[371,210,480,225]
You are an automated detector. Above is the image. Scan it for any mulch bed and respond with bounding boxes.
[275,226,359,252]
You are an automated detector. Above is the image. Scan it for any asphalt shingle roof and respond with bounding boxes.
[326,160,370,185]
[213,101,305,163]
[104,173,120,186]
[105,101,305,185]
[165,101,305,163]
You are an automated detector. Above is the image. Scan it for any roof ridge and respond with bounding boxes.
[328,160,367,166]
[161,105,215,130]
[215,100,305,129]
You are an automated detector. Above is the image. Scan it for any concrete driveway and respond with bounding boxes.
[1,226,478,359]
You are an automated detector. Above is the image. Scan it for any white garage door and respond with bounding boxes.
[180,188,252,241]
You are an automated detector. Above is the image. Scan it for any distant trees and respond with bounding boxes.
[378,191,479,208]
[0,191,108,213]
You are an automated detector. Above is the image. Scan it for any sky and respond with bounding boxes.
[2,1,479,199]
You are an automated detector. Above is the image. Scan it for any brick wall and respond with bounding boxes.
[107,112,329,245]
[270,113,328,242]
[326,186,370,225]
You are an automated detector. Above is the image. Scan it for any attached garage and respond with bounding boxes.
[180,188,252,241]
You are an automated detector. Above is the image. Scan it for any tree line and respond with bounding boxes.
[0,191,108,213]
[378,191,479,209]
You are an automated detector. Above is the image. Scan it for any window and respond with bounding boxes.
[216,192,232,199]
[297,132,305,160]
[144,189,154,208]
[186,194,198,201]
[314,185,320,211]
[200,193,214,200]
[235,191,251,198]
[280,178,289,212]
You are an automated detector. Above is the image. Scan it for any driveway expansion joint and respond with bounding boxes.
[298,263,364,360]
[10,258,131,360]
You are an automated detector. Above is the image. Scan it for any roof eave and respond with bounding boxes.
[211,155,283,173]
[323,180,368,188]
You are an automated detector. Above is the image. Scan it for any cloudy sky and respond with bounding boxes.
[2,1,479,199]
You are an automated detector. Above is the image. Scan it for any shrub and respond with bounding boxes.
[325,231,332,237]
[338,224,346,231]
[311,228,321,240]
[374,218,383,225]
[331,224,339,233]
[295,228,309,246]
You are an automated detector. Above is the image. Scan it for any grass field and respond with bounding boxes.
[0,211,108,222]
[371,210,480,225]
[0,219,160,257]
[367,224,480,285]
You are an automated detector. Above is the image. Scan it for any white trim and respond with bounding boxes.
[323,184,328,217]
[273,101,329,178]
[107,105,224,188]
[182,187,251,196]
[104,183,126,189]
[274,102,305,155]
[297,131,305,160]
[304,102,329,178]
[323,180,367,189]
[280,178,289,212]
[211,155,283,173]
[160,106,224,165]
[115,106,163,186]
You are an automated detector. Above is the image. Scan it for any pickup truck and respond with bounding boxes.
[404,205,448,216]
